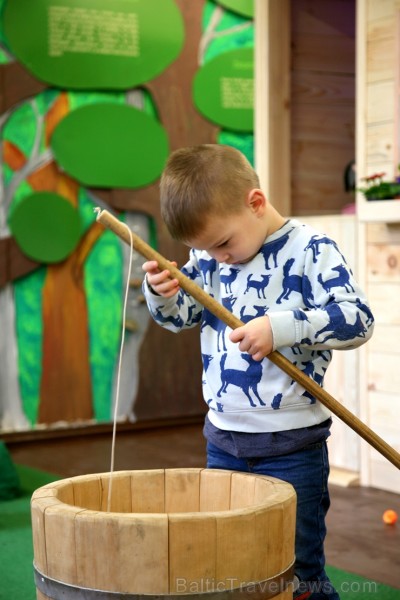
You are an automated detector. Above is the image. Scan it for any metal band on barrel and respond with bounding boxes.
[34,562,295,600]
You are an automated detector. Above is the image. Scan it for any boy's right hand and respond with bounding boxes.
[142,260,180,298]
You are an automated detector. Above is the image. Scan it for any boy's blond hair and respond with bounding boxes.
[160,144,260,241]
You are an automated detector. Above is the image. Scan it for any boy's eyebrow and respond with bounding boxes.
[212,235,231,248]
[215,238,229,248]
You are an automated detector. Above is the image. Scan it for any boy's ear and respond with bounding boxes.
[246,188,267,214]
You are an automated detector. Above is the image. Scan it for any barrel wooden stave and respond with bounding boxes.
[31,468,296,599]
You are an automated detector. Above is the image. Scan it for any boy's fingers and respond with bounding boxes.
[157,276,179,289]
[158,270,176,282]
[143,260,178,274]
[142,260,159,273]
[229,327,244,343]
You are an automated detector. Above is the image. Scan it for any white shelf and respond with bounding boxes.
[357,198,400,223]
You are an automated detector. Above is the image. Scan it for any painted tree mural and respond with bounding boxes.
[0,0,254,431]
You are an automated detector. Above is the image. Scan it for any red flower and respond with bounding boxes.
[362,172,386,184]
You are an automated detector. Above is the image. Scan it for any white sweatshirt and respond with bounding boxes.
[143,219,374,433]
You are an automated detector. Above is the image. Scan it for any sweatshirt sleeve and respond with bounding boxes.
[142,249,204,333]
[269,239,375,352]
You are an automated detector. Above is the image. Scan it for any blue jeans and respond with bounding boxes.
[206,441,340,600]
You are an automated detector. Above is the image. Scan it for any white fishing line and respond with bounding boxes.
[94,208,134,512]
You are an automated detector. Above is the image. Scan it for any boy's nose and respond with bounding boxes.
[212,250,229,263]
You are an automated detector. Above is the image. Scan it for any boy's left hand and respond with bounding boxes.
[229,316,273,361]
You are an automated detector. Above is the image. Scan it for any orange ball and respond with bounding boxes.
[382,509,398,525]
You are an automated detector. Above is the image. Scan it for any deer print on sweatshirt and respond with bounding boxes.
[244,274,272,299]
[217,353,266,408]
[143,219,374,431]
[150,306,184,329]
[220,267,240,293]
[304,234,346,264]
[240,305,269,323]
[198,257,218,286]
[316,304,367,343]
[260,228,293,269]
[277,258,314,307]
[200,295,237,352]
[318,264,355,294]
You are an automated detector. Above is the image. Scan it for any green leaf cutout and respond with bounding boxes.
[9,192,81,263]
[193,47,254,132]
[51,103,169,188]
[3,0,184,89]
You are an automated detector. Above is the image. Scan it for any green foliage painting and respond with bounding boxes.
[3,0,184,89]
[2,88,155,425]
[193,47,253,132]
[0,0,254,431]
[51,103,169,187]
[202,0,254,163]
[10,192,82,262]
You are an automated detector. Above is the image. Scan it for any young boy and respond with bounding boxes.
[142,144,374,600]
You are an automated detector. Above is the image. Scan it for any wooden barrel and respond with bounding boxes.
[31,468,296,600]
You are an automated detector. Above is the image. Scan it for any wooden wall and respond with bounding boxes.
[254,0,400,491]
[358,0,400,493]
[363,0,398,175]
[291,0,356,216]
[364,224,400,492]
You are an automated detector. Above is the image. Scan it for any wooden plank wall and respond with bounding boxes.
[257,0,400,490]
[364,0,397,175]
[365,224,400,492]
[360,0,400,493]
[290,0,356,216]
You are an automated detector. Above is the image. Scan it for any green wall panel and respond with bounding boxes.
[9,192,81,263]
[3,0,184,89]
[193,46,253,132]
[51,103,169,188]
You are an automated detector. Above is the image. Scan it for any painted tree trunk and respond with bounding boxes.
[38,221,104,423]
[39,259,92,423]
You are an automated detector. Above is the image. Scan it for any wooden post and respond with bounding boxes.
[255,0,291,215]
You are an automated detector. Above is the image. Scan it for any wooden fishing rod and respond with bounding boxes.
[95,208,400,471]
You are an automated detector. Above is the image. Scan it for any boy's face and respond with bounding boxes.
[184,190,269,265]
